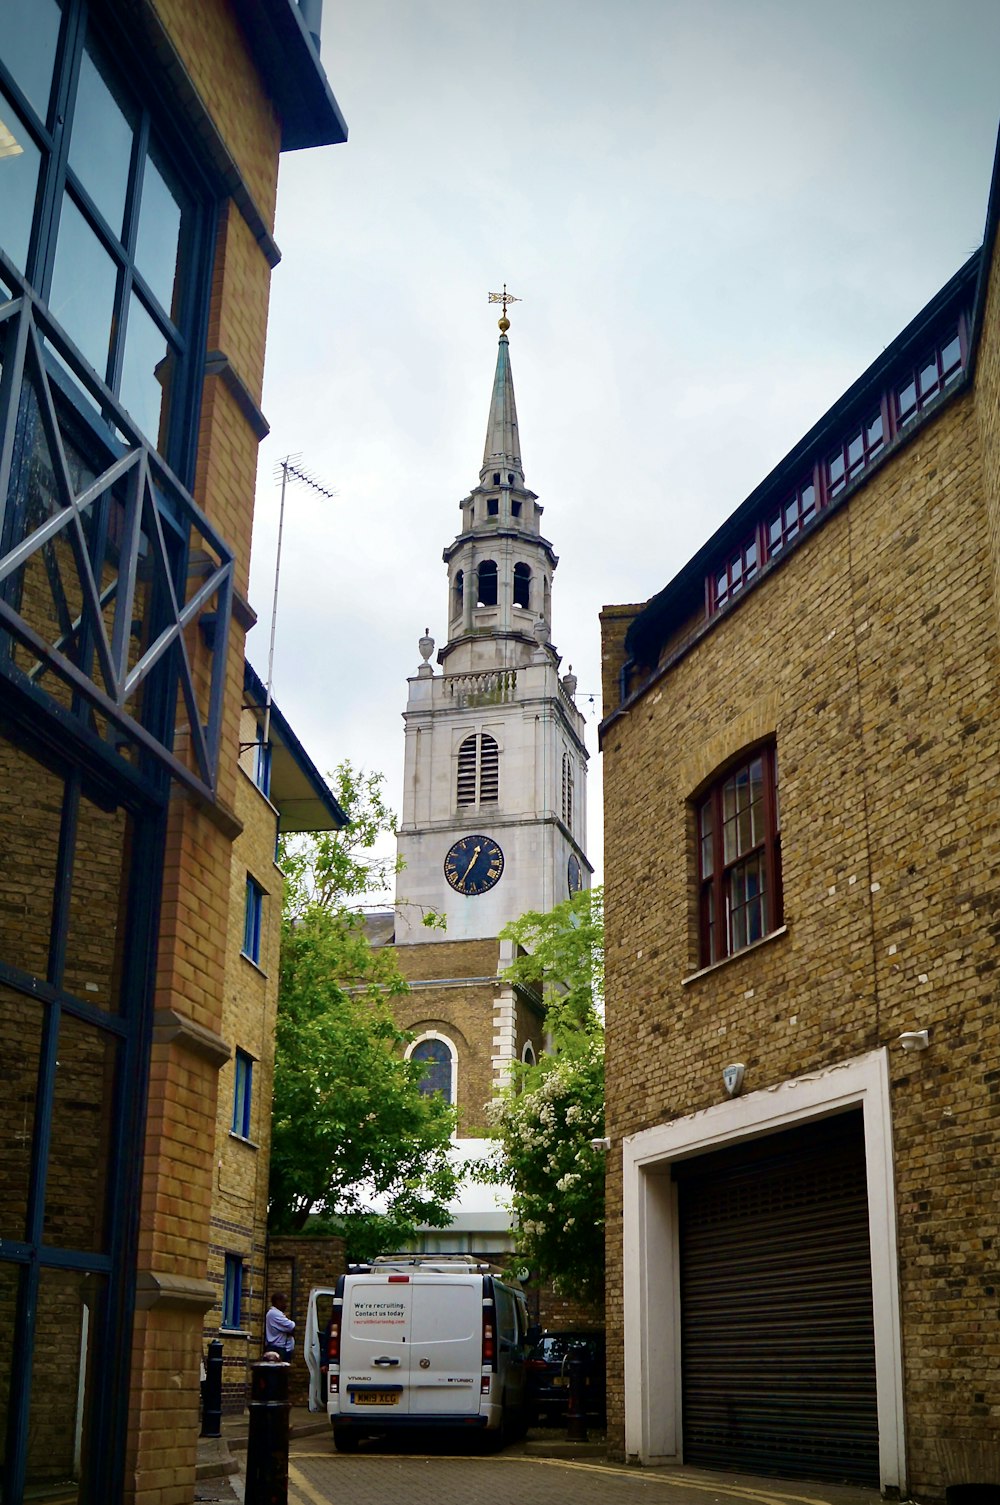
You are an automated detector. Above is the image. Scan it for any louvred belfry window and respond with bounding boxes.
[457,733,499,806]
[562,752,573,826]
[697,745,782,967]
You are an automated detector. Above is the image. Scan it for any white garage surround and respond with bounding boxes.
[621,1048,906,1493]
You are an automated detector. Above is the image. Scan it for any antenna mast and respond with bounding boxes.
[263,455,336,745]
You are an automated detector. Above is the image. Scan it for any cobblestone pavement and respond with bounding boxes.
[286,1435,881,1505]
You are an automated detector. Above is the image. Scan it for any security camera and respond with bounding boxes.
[899,1029,930,1051]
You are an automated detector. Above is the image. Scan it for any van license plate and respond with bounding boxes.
[354,1391,399,1406]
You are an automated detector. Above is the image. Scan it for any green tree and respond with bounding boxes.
[477,887,605,1300]
[268,763,458,1257]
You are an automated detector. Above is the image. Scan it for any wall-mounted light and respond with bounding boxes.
[723,1063,745,1097]
[899,1029,930,1052]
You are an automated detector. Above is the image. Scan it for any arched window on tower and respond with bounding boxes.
[477,559,498,607]
[457,733,500,806]
[408,1036,455,1104]
[513,562,531,609]
[562,752,574,827]
[454,569,464,616]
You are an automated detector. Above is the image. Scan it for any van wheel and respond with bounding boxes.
[333,1426,360,1453]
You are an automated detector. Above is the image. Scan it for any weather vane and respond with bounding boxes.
[488,284,521,331]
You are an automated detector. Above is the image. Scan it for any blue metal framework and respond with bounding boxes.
[0,251,234,804]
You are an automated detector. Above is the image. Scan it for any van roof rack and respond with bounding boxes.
[346,1253,509,1275]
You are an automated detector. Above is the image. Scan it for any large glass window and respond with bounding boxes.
[410,1037,455,1104]
[697,745,782,967]
[0,0,211,476]
[0,722,160,1505]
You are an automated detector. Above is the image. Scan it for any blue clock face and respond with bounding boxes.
[567,853,583,895]
[444,834,504,896]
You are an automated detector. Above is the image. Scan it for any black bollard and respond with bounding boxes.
[245,1360,290,1505]
[200,1339,223,1438]
[565,1345,588,1442]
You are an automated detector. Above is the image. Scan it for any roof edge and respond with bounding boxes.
[244,660,348,827]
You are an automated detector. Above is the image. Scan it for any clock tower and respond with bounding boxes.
[391,305,590,1136]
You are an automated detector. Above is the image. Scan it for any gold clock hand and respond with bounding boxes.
[460,845,481,883]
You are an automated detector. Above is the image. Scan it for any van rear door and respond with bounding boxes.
[340,1276,412,1418]
[304,1287,340,1412]
[408,1276,481,1416]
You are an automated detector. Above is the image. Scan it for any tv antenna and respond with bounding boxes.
[262,454,336,745]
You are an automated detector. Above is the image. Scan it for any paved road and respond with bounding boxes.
[286,1433,881,1505]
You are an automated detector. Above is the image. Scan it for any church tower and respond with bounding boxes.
[391,302,590,1136]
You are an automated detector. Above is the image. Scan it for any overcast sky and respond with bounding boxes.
[248,0,1000,890]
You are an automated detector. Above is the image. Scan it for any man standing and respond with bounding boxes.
[264,1292,295,1361]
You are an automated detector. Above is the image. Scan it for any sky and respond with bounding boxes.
[248,0,1000,890]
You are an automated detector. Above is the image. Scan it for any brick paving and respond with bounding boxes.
[286,1438,881,1505]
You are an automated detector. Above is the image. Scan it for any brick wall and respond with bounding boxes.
[266,1236,347,1407]
[601,308,1000,1490]
[124,0,286,1496]
[203,761,285,1411]
[395,938,503,1134]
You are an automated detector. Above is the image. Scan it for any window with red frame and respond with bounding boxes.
[765,478,818,558]
[712,536,758,610]
[827,409,885,498]
[697,745,782,967]
[895,328,963,430]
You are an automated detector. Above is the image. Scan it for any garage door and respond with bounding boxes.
[675,1110,878,1485]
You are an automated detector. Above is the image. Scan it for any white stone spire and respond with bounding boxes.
[393,307,590,947]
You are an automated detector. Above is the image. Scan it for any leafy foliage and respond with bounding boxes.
[476,887,605,1299]
[268,763,458,1253]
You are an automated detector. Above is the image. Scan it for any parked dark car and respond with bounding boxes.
[525,1330,606,1426]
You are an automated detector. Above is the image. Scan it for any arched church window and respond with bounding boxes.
[409,1037,455,1104]
[513,562,531,609]
[492,472,501,485]
[521,1041,536,1067]
[454,570,464,614]
[562,751,574,826]
[457,733,500,806]
[477,559,498,607]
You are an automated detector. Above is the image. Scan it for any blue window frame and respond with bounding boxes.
[243,877,264,965]
[232,1050,253,1139]
[222,1255,243,1330]
[253,733,272,798]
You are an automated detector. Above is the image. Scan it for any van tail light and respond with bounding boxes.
[482,1305,496,1368]
[328,1302,343,1366]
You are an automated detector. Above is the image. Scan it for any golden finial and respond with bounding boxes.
[488,284,521,332]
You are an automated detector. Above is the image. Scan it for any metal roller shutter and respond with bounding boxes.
[675,1111,879,1485]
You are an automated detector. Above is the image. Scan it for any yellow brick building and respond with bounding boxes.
[0,3,344,1501]
[600,137,1000,1496]
[205,664,344,1412]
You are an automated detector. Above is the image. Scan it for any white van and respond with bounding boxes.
[304,1255,532,1452]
